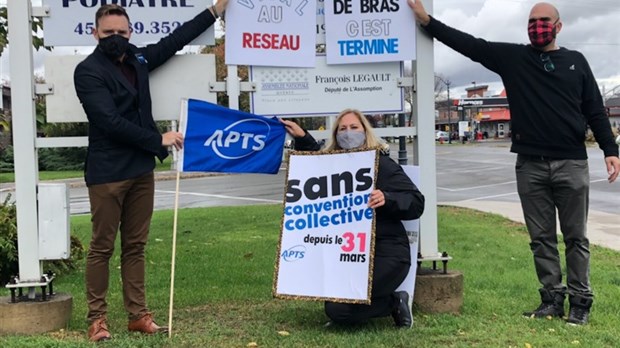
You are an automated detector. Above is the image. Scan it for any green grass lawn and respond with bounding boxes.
[0,157,173,183]
[2,205,620,347]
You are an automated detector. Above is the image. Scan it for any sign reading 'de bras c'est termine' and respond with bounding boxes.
[274,149,378,303]
[225,0,316,67]
[42,0,215,46]
[324,0,417,64]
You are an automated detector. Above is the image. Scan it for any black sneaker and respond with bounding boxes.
[566,306,589,325]
[523,302,565,318]
[391,291,412,328]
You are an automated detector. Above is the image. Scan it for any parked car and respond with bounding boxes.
[435,131,449,142]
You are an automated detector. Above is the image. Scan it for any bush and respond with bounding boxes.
[0,144,14,172]
[0,195,18,285]
[0,194,86,286]
[38,147,86,171]
[0,145,86,172]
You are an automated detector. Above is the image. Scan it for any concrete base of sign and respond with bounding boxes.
[413,268,463,314]
[0,293,72,334]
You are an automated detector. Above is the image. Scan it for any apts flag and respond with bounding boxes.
[178,99,286,174]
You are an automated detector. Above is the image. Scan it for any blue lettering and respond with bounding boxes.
[285,219,294,231]
[338,38,399,56]
[320,215,330,227]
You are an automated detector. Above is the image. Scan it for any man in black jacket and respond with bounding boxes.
[74,1,227,341]
[408,0,619,325]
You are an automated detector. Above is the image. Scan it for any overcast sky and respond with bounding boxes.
[1,0,618,99]
[430,0,620,98]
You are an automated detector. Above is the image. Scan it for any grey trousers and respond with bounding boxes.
[515,155,592,299]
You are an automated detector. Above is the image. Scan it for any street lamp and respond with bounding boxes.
[436,76,452,143]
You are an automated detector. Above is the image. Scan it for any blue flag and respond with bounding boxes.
[179,99,286,174]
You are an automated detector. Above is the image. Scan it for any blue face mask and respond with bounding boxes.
[336,130,366,149]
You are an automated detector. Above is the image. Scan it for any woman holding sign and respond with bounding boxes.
[281,109,425,328]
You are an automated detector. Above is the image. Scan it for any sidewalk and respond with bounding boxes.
[442,200,620,252]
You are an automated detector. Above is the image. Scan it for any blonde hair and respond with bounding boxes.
[324,108,386,151]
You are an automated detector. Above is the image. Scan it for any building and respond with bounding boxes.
[436,84,511,139]
[436,82,620,140]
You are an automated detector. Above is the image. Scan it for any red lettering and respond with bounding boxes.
[240,32,301,51]
[261,33,270,49]
[242,32,252,48]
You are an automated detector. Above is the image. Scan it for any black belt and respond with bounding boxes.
[519,154,561,161]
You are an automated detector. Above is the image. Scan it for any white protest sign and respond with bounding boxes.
[274,150,378,303]
[316,0,325,44]
[43,0,215,46]
[250,55,404,116]
[324,0,417,64]
[225,0,316,67]
[395,165,420,299]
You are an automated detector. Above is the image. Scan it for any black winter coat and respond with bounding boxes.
[74,9,216,186]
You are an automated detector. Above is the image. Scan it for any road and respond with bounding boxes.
[64,141,618,216]
[1,141,617,215]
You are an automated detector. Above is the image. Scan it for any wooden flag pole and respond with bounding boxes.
[167,170,181,338]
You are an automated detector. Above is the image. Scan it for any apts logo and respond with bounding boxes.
[203,119,269,159]
[281,245,306,262]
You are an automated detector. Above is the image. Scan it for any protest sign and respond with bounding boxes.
[225,0,316,67]
[324,0,417,64]
[274,149,379,303]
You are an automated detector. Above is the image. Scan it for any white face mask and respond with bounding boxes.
[336,130,366,149]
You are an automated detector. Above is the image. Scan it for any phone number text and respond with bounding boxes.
[74,21,182,35]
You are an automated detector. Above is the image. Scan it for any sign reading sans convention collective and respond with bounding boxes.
[274,149,378,303]
[43,0,215,46]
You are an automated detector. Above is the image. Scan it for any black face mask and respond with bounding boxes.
[98,34,129,59]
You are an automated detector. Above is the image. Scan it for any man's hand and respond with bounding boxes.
[280,119,306,138]
[407,0,431,26]
[605,156,620,183]
[162,131,184,150]
[213,0,229,18]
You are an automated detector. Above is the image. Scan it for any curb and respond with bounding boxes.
[0,171,221,191]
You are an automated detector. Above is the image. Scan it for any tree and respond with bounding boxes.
[201,36,251,112]
[0,6,50,56]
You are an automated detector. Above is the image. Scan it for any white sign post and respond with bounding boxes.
[274,150,378,303]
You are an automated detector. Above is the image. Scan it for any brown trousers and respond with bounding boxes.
[86,172,154,322]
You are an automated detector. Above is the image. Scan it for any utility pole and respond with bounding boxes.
[436,76,452,144]
[446,80,452,144]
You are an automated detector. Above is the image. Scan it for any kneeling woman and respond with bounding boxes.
[281,109,425,328]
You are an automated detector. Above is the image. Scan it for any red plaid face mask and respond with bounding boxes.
[528,19,557,48]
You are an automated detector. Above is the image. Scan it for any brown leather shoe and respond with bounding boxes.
[88,317,111,342]
[128,312,168,334]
